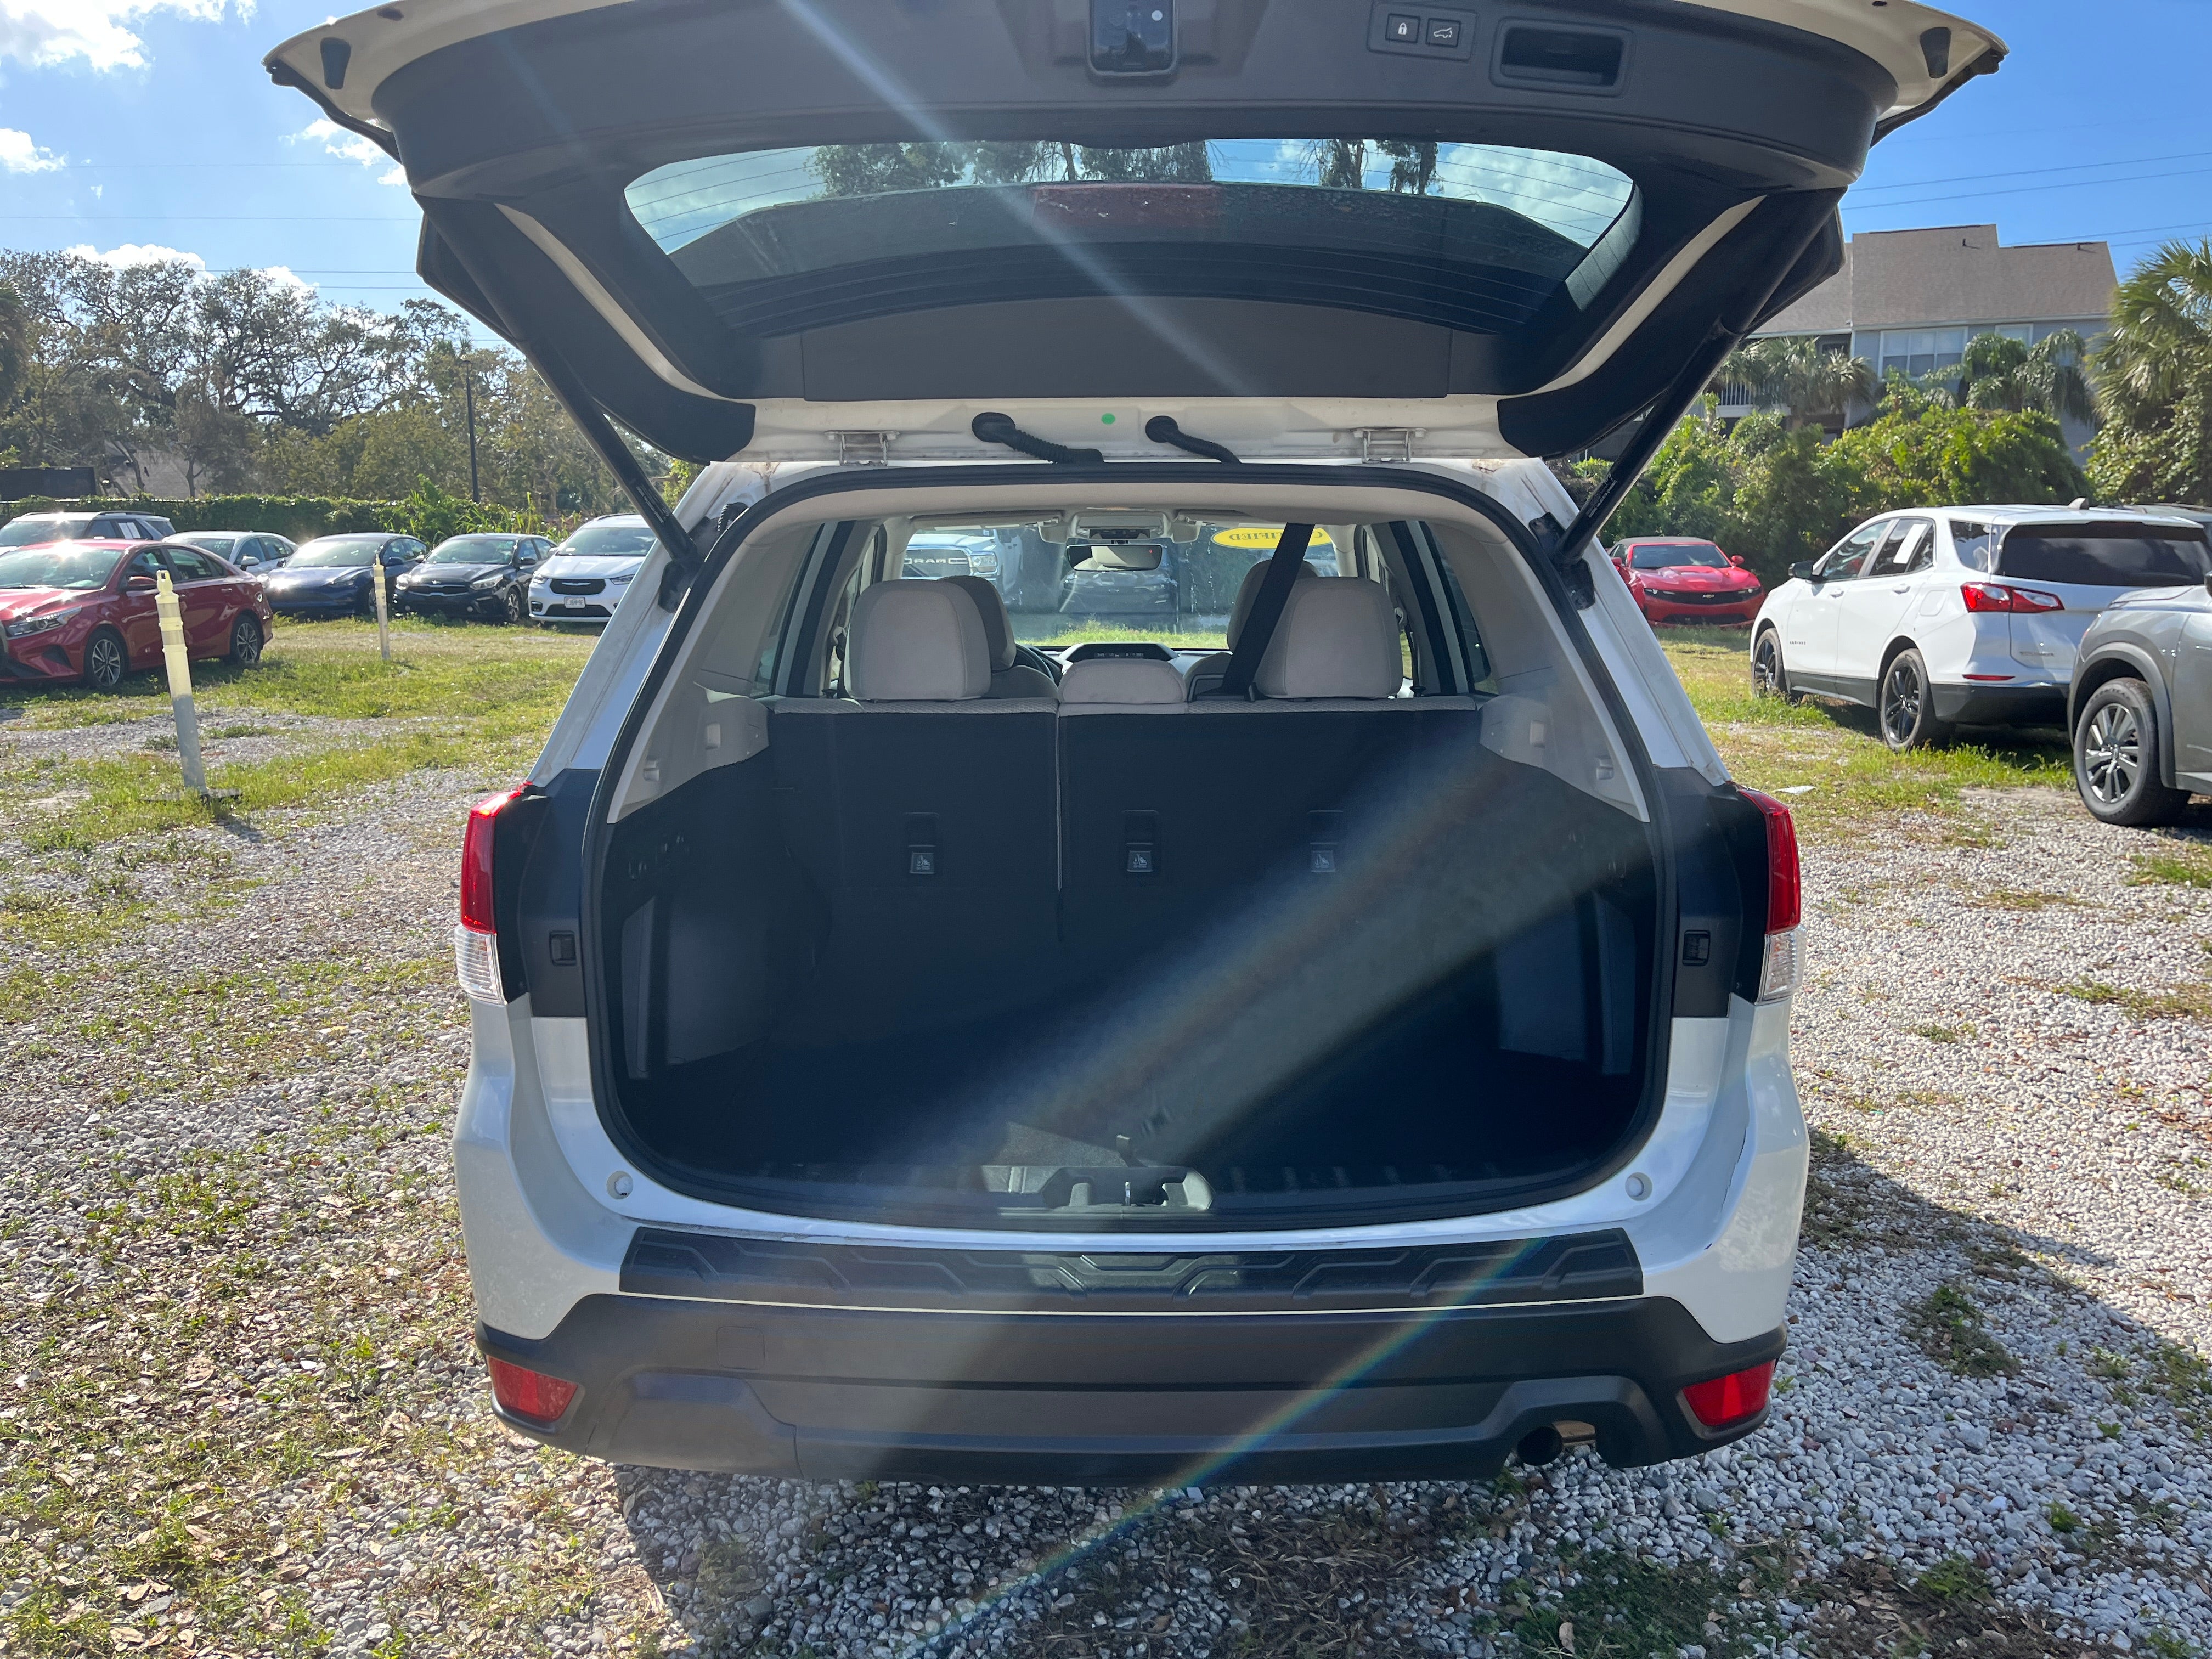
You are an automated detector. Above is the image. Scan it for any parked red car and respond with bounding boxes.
[1611,538,1764,627]
[0,539,274,691]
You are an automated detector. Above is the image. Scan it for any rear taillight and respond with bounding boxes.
[1961,582,2063,613]
[456,786,526,1003]
[486,1356,578,1426]
[1683,1360,1775,1429]
[1737,787,1800,1002]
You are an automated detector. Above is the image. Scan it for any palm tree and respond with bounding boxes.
[1712,336,1876,430]
[2086,240,2212,504]
[2095,241,2212,430]
[1957,330,2096,424]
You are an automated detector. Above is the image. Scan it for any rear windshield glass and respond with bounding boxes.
[898,520,1339,647]
[1996,523,2212,588]
[625,140,1638,338]
[0,515,95,548]
[1627,542,1726,570]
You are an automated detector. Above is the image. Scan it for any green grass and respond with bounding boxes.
[2130,845,2212,889]
[1,619,594,851]
[1658,629,2072,843]
[1012,619,1228,650]
[0,616,595,730]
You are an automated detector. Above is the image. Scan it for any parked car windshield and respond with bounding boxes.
[289,537,384,568]
[428,535,521,565]
[0,515,96,548]
[556,521,657,558]
[1628,542,1729,571]
[0,545,126,589]
[179,533,242,556]
[1996,523,2212,588]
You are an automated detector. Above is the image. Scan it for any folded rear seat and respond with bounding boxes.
[768,580,1059,1040]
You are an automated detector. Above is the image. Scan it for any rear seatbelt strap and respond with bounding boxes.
[1218,523,1314,699]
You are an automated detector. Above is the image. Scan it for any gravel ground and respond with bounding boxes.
[2,749,2208,1659]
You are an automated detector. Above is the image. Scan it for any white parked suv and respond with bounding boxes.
[528,513,659,623]
[1750,507,2212,749]
[269,0,2001,1482]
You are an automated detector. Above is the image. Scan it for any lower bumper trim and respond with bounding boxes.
[478,1293,1782,1483]
[1930,683,2067,726]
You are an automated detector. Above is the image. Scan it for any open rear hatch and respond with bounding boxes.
[267,0,2001,467]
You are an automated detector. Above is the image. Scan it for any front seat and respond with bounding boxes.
[1183,558,1324,697]
[943,574,1059,699]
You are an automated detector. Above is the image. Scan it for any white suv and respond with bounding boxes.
[1750,508,2212,749]
[270,0,2000,1482]
[529,514,659,623]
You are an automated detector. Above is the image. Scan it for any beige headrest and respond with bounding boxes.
[848,580,991,701]
[1226,557,1323,647]
[941,574,1015,671]
[1254,578,1402,699]
[1058,657,1188,706]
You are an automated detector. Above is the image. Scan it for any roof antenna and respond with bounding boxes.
[1144,415,1240,464]
[971,411,1103,465]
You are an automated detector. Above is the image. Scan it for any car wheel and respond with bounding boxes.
[2074,679,2187,827]
[1878,648,1949,751]
[502,586,526,625]
[82,628,128,692]
[1750,628,1798,702]
[228,612,264,667]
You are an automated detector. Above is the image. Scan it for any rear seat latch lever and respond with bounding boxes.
[1124,811,1159,876]
[1308,810,1342,874]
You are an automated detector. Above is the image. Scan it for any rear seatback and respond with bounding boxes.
[1059,579,1487,978]
[768,580,1059,1040]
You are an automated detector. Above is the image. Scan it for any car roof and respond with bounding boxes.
[1927,506,2204,526]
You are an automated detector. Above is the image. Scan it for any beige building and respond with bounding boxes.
[1720,224,2117,442]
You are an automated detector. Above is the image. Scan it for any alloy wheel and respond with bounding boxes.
[83,633,125,691]
[2080,703,2141,806]
[1881,660,1922,746]
[231,615,263,666]
[1752,634,1782,697]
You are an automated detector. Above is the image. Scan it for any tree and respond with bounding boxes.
[0,281,23,414]
[2088,240,2212,505]
[1956,330,2095,424]
[1712,336,1877,430]
[1374,140,1438,195]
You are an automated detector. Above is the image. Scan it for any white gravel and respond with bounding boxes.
[2,753,2208,1659]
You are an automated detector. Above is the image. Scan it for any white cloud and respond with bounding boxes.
[65,241,206,269]
[294,117,409,186]
[0,125,64,171]
[0,0,236,74]
[257,264,313,290]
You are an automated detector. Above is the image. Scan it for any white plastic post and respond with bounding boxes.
[153,568,207,796]
[372,552,392,662]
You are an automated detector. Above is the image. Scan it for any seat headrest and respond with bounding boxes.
[848,580,991,701]
[1226,557,1323,647]
[1254,578,1402,699]
[941,574,1015,672]
[1058,657,1188,707]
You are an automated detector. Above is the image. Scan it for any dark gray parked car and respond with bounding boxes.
[2070,560,2212,826]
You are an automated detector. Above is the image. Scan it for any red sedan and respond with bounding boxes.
[1612,538,1764,627]
[0,539,274,691]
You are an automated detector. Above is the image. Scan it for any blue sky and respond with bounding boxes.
[0,0,2206,330]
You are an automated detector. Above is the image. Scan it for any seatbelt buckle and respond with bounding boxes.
[905,813,939,878]
[1123,810,1159,876]
[1308,809,1342,874]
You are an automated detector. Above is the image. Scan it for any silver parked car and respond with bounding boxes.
[171,531,297,573]
[2069,556,2212,826]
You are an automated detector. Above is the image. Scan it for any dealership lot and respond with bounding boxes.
[0,624,2207,1658]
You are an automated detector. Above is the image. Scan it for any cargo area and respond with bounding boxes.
[582,492,1677,1227]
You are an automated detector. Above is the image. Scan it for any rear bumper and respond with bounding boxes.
[478,1293,1783,1484]
[1931,683,2067,726]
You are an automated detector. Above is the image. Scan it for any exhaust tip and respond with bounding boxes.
[1515,1425,1566,1468]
